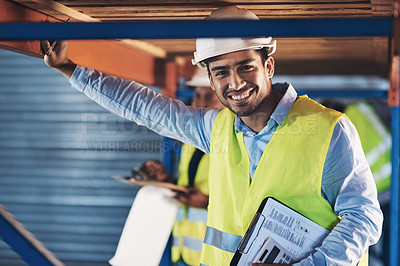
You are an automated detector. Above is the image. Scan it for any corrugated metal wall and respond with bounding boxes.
[0,48,162,265]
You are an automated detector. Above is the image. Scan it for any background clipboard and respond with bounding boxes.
[230,197,330,266]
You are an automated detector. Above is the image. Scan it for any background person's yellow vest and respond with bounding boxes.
[200,96,368,266]
[344,101,391,193]
[172,144,209,265]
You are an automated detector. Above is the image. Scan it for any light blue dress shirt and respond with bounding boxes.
[70,66,383,265]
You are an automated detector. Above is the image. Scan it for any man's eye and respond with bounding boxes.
[215,70,228,77]
[240,65,254,71]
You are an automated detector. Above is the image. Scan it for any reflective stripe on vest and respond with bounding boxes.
[173,235,180,248]
[176,207,185,222]
[173,235,204,252]
[187,208,208,224]
[175,207,208,224]
[203,226,242,253]
[183,236,203,252]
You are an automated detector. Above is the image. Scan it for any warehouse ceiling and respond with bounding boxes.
[10,0,394,77]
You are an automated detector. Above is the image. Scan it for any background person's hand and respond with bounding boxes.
[173,187,209,209]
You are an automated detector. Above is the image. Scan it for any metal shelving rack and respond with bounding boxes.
[0,17,398,266]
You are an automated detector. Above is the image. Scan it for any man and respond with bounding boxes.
[41,5,382,265]
[138,69,224,266]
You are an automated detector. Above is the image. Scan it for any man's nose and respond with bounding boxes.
[228,72,245,90]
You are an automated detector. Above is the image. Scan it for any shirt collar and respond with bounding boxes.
[234,82,298,134]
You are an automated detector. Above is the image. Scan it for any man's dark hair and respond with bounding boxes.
[256,47,269,65]
[205,47,270,74]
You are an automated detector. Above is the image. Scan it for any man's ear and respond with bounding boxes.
[265,56,275,78]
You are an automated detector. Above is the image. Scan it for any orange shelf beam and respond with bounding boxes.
[0,0,169,87]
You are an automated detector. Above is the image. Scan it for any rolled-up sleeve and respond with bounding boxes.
[295,117,383,265]
[69,66,218,154]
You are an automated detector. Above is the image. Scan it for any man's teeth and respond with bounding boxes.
[231,91,250,100]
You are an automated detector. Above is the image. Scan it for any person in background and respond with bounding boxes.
[41,5,383,265]
[344,100,391,266]
[138,68,223,266]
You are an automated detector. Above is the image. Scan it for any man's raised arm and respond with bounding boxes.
[39,40,215,155]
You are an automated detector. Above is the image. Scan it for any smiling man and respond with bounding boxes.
[42,5,382,266]
[207,50,279,132]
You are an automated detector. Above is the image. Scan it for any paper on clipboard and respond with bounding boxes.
[109,185,179,266]
[230,197,330,266]
[112,176,187,193]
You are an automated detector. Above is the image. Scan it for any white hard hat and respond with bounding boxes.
[192,6,276,68]
[186,68,210,87]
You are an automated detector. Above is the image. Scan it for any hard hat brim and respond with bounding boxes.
[192,39,276,68]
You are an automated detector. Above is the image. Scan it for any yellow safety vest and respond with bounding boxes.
[201,96,367,265]
[172,144,209,265]
[345,101,391,193]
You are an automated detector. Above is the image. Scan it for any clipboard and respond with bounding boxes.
[230,197,330,266]
[112,176,187,193]
[109,186,179,266]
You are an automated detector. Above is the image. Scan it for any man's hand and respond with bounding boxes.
[40,40,76,79]
[138,159,175,183]
[173,187,209,209]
